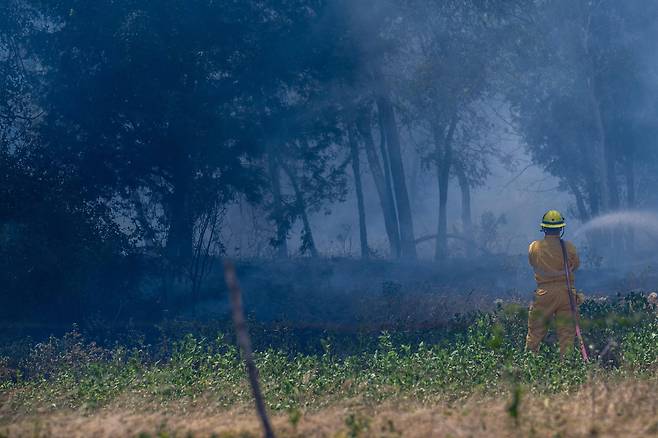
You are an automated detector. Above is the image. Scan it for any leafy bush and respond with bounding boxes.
[1,293,655,414]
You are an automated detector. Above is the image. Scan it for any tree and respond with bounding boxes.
[505,0,658,255]
[397,0,501,260]
[347,122,369,258]
[333,0,419,259]
[0,0,40,153]
[29,1,272,283]
[355,105,401,257]
[0,1,135,323]
[275,132,349,258]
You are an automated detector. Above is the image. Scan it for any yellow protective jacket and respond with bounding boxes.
[528,235,579,288]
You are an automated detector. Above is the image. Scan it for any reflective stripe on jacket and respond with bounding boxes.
[528,235,579,288]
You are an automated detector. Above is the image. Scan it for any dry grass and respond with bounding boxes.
[2,379,657,437]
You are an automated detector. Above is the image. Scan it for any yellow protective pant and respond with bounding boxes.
[525,285,576,355]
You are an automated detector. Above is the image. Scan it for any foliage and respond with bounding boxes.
[1,294,655,415]
[505,0,658,219]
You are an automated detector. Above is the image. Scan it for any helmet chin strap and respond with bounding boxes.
[560,228,565,238]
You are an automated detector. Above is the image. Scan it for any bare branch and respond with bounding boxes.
[224,260,276,438]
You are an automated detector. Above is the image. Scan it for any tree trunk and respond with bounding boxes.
[624,154,636,253]
[587,82,610,214]
[378,103,397,217]
[433,115,457,262]
[582,175,604,252]
[166,151,194,269]
[606,146,619,211]
[166,188,193,266]
[348,123,369,259]
[356,110,401,257]
[567,179,590,223]
[409,153,421,210]
[190,206,217,303]
[581,3,610,216]
[377,102,401,254]
[583,12,610,215]
[376,95,417,260]
[281,161,319,258]
[131,189,157,249]
[606,142,622,251]
[267,147,288,258]
[163,148,194,308]
[455,163,474,258]
[624,157,635,209]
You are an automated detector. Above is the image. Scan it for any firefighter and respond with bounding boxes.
[526,210,583,355]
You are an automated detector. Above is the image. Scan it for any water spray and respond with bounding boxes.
[573,211,658,239]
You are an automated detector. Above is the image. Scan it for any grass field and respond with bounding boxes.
[1,293,656,437]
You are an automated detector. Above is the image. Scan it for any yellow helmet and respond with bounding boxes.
[541,210,565,229]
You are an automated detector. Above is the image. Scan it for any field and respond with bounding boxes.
[1,293,656,437]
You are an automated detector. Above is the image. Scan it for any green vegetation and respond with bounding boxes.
[1,293,656,418]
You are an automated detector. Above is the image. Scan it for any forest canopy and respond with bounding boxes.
[2,0,658,325]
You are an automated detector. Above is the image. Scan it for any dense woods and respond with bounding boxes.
[2,0,658,325]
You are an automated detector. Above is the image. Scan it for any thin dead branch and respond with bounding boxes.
[224,260,276,438]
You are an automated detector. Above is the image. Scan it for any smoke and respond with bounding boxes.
[568,211,658,280]
[219,0,658,267]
